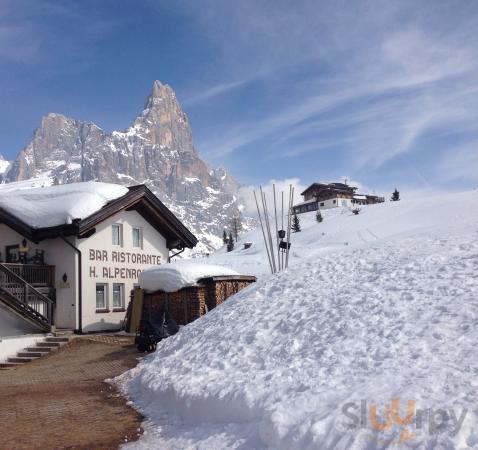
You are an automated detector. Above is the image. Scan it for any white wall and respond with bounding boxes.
[317,196,354,210]
[76,209,168,332]
[0,224,78,329]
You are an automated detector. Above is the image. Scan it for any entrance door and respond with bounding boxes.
[5,245,19,263]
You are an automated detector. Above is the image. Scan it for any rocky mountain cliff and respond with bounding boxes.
[3,81,247,253]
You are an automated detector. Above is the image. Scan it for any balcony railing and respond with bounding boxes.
[1,264,55,287]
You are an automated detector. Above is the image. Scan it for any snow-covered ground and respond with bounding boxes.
[118,190,478,449]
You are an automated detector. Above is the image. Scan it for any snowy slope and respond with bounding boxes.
[118,191,478,449]
[204,190,478,276]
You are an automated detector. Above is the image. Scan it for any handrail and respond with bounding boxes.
[0,263,54,325]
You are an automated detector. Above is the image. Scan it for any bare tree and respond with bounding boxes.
[229,215,243,242]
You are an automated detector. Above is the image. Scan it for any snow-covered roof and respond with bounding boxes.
[0,181,128,228]
[139,261,240,292]
[353,194,367,200]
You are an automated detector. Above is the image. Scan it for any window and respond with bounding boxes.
[333,200,336,204]
[96,284,108,310]
[112,283,125,310]
[320,202,325,207]
[112,224,123,246]
[307,203,317,212]
[132,227,143,248]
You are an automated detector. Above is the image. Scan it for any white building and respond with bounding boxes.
[293,182,385,214]
[0,182,197,336]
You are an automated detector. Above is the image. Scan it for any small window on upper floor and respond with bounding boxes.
[132,227,143,248]
[112,223,123,246]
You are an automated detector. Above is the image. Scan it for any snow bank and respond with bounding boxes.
[119,190,478,449]
[139,261,240,292]
[0,181,128,228]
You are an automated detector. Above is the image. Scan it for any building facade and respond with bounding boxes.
[0,184,197,334]
[293,182,385,214]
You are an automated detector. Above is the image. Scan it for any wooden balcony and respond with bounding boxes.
[1,264,55,288]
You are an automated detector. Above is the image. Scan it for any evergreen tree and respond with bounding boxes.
[316,210,323,223]
[291,213,301,232]
[391,188,400,201]
[227,232,235,252]
[222,229,228,245]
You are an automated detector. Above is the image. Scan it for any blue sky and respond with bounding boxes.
[1,0,477,195]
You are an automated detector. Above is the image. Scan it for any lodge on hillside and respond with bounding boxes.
[293,182,384,214]
[0,183,197,336]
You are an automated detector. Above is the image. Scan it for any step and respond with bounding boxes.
[53,329,74,337]
[45,337,70,343]
[8,356,39,363]
[36,342,61,348]
[18,351,44,358]
[0,362,22,369]
[26,347,51,353]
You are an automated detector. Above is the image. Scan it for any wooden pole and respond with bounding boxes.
[254,189,274,274]
[273,184,281,272]
[281,191,284,270]
[261,187,276,273]
[285,185,294,269]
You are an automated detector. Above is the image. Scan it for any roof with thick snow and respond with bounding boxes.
[0,181,197,249]
[139,261,241,292]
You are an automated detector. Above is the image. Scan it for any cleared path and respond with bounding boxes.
[0,336,143,449]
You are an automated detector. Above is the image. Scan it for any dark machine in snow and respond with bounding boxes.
[135,309,179,352]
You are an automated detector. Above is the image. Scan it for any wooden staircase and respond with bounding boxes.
[0,263,55,332]
[0,336,71,369]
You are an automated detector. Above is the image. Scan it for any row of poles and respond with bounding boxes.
[253,184,295,274]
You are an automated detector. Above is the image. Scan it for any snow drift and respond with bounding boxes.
[119,190,478,449]
[0,180,128,228]
[139,262,240,292]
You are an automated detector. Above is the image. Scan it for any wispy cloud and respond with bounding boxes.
[170,0,478,186]
[183,78,253,106]
[238,178,305,217]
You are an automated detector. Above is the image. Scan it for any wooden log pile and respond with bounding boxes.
[142,275,256,326]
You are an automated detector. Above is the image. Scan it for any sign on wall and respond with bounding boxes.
[88,249,163,280]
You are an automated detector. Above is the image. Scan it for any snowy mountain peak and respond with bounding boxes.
[144,80,176,109]
[0,153,11,180]
[4,81,250,252]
